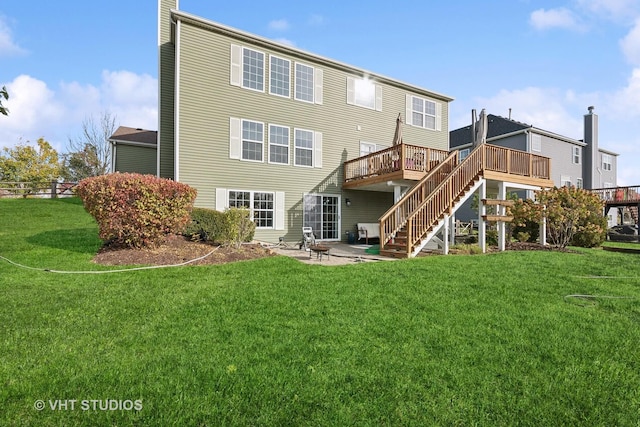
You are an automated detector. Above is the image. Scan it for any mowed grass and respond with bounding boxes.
[1,198,640,426]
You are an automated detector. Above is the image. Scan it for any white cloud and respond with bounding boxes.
[608,67,640,117]
[268,19,290,31]
[458,87,583,139]
[575,0,640,23]
[530,8,585,31]
[0,71,157,153]
[620,18,640,65]
[0,16,27,56]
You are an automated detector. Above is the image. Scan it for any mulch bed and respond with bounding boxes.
[93,234,276,266]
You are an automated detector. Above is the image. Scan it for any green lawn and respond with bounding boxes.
[1,198,639,426]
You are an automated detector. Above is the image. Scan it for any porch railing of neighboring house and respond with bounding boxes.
[343,144,450,182]
[0,182,78,198]
[589,185,640,204]
[379,144,552,256]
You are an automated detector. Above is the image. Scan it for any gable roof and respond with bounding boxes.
[109,126,158,147]
[450,114,590,148]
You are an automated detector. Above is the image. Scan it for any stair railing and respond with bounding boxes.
[379,151,459,247]
[404,145,485,255]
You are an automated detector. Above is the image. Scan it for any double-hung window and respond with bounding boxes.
[459,148,471,160]
[346,77,382,110]
[269,124,289,165]
[242,120,263,162]
[572,146,581,164]
[230,45,265,92]
[602,154,612,171]
[406,95,440,130]
[295,63,315,103]
[295,129,314,167]
[269,55,290,98]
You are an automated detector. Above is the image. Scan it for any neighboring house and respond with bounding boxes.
[109,126,158,175]
[449,108,619,225]
[156,1,553,256]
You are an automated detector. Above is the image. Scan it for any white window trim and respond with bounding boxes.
[531,134,542,152]
[459,148,471,160]
[216,188,285,230]
[268,124,290,165]
[572,146,581,165]
[346,76,382,111]
[294,62,323,104]
[602,154,612,171]
[576,178,583,189]
[294,128,322,168]
[359,141,386,157]
[269,55,291,99]
[303,193,341,241]
[241,119,264,163]
[561,175,572,187]
[405,94,441,131]
[230,44,265,93]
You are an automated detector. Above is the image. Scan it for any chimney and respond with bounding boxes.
[583,106,598,189]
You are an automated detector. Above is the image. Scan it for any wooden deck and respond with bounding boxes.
[343,144,449,190]
[374,144,552,258]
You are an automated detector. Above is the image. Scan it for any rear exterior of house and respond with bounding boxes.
[158,0,453,243]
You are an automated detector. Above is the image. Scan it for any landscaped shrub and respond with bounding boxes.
[184,207,225,242]
[222,208,255,248]
[76,173,197,248]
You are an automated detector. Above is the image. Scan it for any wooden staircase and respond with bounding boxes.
[376,143,552,258]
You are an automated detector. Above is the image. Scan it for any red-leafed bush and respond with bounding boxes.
[76,173,197,248]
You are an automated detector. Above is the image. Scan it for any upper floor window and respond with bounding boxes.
[347,77,382,111]
[602,154,612,171]
[459,148,470,160]
[572,146,581,164]
[295,63,315,103]
[295,129,314,167]
[270,55,290,98]
[230,45,265,92]
[531,134,542,152]
[269,124,289,165]
[242,120,264,162]
[406,95,440,131]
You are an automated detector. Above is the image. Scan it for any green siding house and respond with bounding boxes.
[158,0,454,244]
[109,126,158,175]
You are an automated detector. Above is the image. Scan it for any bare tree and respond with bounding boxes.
[64,111,118,179]
[0,86,9,116]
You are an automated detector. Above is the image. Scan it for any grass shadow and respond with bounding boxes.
[26,228,102,254]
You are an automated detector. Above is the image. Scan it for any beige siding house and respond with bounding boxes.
[158,0,454,244]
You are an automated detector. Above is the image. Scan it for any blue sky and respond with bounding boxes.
[1,0,640,185]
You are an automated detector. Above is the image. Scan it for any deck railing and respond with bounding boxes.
[379,144,552,256]
[589,186,640,203]
[344,144,449,182]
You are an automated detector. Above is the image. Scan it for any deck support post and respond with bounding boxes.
[637,202,640,243]
[443,214,450,255]
[393,185,403,203]
[478,180,487,253]
[449,213,456,248]
[497,182,507,252]
[539,205,547,246]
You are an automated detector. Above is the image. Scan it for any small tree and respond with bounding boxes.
[66,111,117,177]
[0,138,61,197]
[535,186,606,248]
[0,86,8,116]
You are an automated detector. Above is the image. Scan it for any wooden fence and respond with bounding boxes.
[0,182,78,198]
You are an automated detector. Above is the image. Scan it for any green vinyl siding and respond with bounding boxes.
[158,0,176,179]
[114,145,157,175]
[168,14,451,242]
